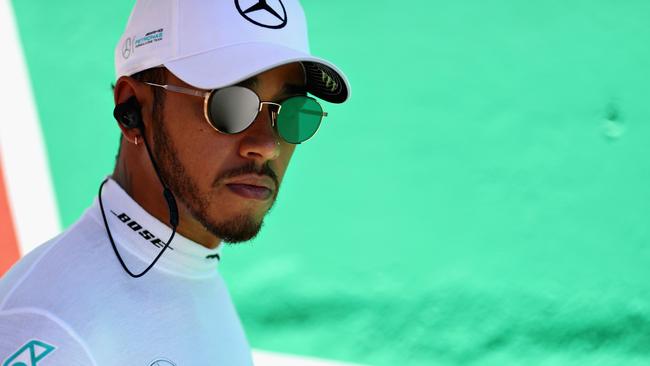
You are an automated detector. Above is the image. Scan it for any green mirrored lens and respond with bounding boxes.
[277,97,323,144]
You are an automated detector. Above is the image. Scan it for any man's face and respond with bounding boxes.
[151,63,304,244]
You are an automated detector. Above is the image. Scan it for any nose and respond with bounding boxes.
[238,104,281,162]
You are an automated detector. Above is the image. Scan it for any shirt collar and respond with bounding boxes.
[88,177,222,278]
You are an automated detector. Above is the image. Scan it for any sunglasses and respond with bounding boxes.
[143,82,328,144]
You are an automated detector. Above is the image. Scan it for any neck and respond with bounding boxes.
[112,143,222,250]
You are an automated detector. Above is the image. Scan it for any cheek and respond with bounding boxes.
[161,95,297,189]
[163,98,235,186]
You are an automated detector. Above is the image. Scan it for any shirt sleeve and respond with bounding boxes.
[0,308,96,366]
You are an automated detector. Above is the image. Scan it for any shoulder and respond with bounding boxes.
[0,307,97,365]
[0,232,64,308]
[0,206,110,312]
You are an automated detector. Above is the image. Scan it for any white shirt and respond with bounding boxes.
[0,178,253,366]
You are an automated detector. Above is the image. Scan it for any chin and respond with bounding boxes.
[195,208,266,244]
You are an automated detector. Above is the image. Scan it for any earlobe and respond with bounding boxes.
[117,129,141,148]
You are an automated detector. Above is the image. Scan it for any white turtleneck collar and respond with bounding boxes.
[88,177,222,279]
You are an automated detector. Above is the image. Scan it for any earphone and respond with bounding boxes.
[113,96,143,130]
[98,96,179,278]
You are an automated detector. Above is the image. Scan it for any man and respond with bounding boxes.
[0,0,349,364]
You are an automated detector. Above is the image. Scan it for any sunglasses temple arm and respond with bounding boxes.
[144,82,209,98]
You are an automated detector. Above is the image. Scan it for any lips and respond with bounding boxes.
[226,174,275,189]
[226,184,273,201]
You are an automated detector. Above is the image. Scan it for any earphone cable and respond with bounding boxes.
[98,129,179,278]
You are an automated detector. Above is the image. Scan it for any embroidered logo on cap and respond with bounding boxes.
[134,29,164,49]
[121,28,165,60]
[321,69,338,92]
[235,0,288,29]
[122,37,133,59]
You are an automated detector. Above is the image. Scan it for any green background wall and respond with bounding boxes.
[10,0,650,364]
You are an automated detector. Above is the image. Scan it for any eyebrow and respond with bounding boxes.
[236,76,307,100]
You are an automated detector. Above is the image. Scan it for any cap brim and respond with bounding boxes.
[164,42,350,103]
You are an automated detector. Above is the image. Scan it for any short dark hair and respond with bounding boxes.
[115,68,167,162]
[130,67,167,108]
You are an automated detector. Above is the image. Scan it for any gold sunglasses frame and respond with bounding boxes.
[143,82,328,144]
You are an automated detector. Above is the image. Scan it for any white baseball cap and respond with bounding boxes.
[115,0,350,103]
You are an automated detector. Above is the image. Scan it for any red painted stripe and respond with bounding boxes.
[0,153,21,276]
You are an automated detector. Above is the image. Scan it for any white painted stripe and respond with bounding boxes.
[0,0,61,255]
[253,350,367,366]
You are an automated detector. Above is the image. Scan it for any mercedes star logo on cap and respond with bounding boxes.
[235,0,287,29]
[122,37,133,59]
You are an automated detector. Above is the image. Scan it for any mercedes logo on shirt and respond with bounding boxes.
[235,0,288,29]
[149,358,176,366]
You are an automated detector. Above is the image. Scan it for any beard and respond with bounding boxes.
[150,115,277,244]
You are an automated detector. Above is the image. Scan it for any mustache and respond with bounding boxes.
[214,161,279,190]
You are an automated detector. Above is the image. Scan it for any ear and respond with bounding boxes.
[113,76,150,142]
